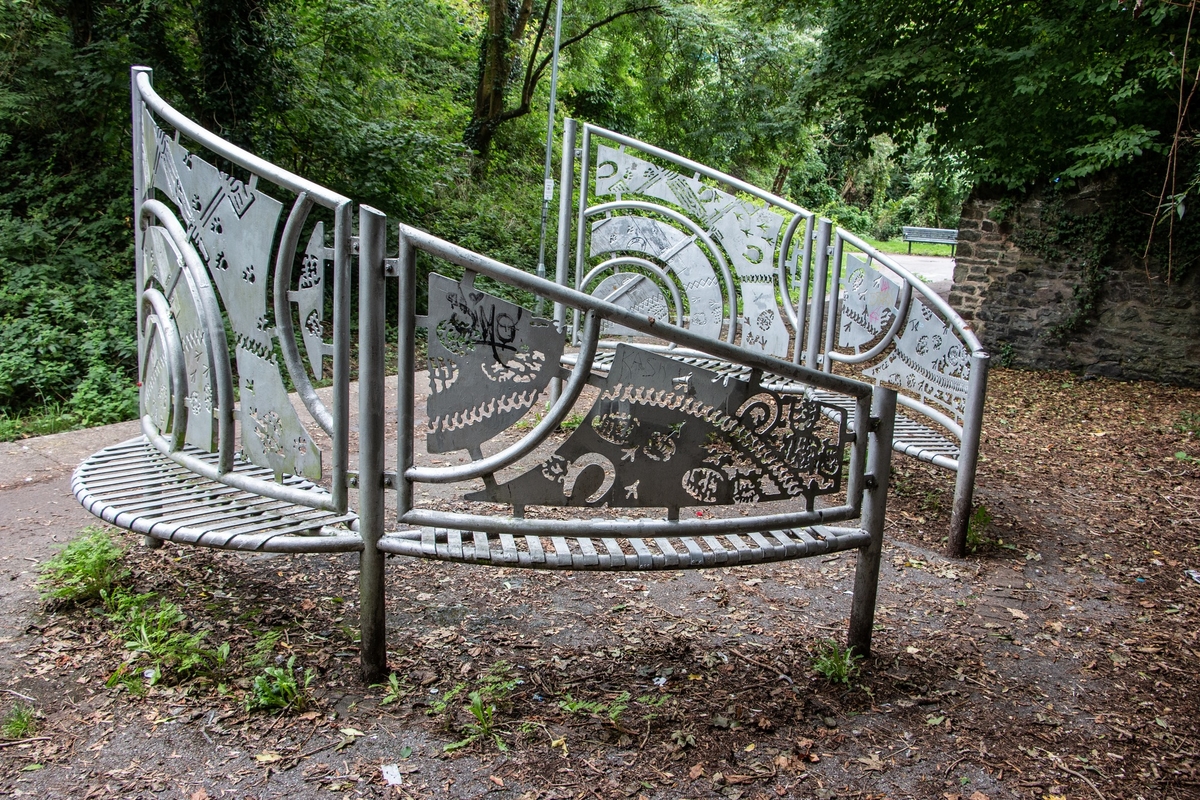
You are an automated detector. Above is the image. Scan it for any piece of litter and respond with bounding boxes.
[381,764,404,785]
[1186,569,1200,585]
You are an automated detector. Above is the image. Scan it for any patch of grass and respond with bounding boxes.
[559,412,585,432]
[859,235,957,258]
[245,655,313,712]
[1175,411,1200,436]
[37,527,129,605]
[2,703,36,739]
[513,410,544,431]
[246,630,282,670]
[106,590,219,684]
[812,639,861,685]
[0,403,82,442]
[966,504,994,552]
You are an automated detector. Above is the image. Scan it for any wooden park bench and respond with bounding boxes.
[73,68,987,684]
[901,225,958,255]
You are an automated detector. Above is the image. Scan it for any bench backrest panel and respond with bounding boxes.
[133,68,352,511]
[564,121,985,442]
[571,125,815,361]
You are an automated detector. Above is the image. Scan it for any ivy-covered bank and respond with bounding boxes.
[950,177,1200,386]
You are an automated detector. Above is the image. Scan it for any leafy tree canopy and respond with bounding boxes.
[806,0,1196,188]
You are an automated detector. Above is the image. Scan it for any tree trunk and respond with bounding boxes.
[465,0,535,166]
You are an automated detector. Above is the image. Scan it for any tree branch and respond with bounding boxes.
[520,0,556,108]
[529,4,661,89]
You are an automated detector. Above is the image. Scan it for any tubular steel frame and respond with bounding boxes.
[74,67,956,685]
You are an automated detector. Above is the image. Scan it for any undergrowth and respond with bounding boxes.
[2,702,36,739]
[37,527,129,605]
[245,655,313,713]
[812,639,861,685]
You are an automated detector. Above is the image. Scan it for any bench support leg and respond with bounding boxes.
[358,206,390,685]
[141,535,163,549]
[947,353,990,557]
[848,388,896,658]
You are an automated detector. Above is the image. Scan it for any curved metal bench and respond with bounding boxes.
[75,66,900,684]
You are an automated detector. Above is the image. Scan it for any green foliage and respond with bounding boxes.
[966,504,994,553]
[811,639,861,685]
[245,655,314,712]
[105,590,223,683]
[246,630,283,670]
[436,661,519,751]
[2,703,36,740]
[37,527,129,605]
[808,0,1190,188]
[559,412,585,432]
[559,690,630,722]
[1176,411,1200,436]
[377,672,406,706]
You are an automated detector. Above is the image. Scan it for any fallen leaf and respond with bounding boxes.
[489,775,504,787]
[857,752,885,772]
[340,727,366,737]
[689,763,705,779]
[255,751,283,763]
[1007,608,1029,621]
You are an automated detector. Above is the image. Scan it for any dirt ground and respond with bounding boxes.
[1,367,1198,800]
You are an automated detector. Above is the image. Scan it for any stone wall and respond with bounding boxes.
[949,184,1200,387]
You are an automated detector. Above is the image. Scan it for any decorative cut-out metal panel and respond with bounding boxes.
[589,216,723,340]
[142,225,215,452]
[141,110,320,478]
[473,344,845,509]
[238,350,321,479]
[292,223,334,380]
[591,144,792,358]
[839,254,901,350]
[421,273,564,454]
[591,273,671,337]
[863,304,971,422]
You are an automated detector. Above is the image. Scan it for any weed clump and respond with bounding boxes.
[812,639,861,685]
[245,655,314,713]
[106,591,225,685]
[37,526,128,605]
[2,702,36,739]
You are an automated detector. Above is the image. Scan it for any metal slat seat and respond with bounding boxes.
[376,524,870,571]
[73,437,362,553]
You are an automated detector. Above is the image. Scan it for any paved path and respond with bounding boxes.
[889,253,955,299]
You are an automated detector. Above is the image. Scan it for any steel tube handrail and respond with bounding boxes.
[582,123,816,221]
[140,288,189,452]
[586,200,739,345]
[272,193,335,437]
[826,277,914,365]
[580,256,685,330]
[140,200,236,473]
[134,72,349,211]
[141,417,340,512]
